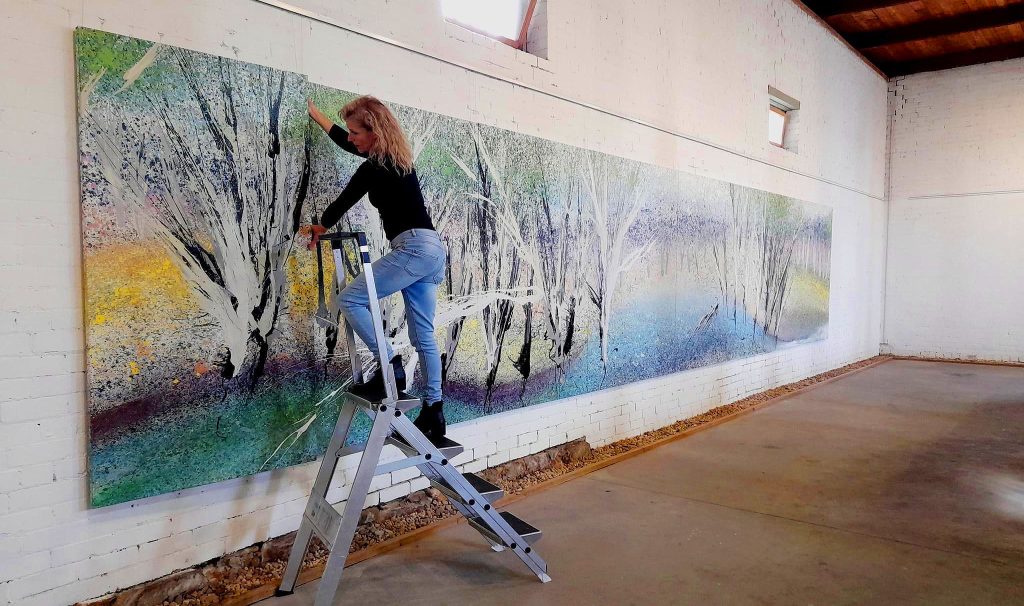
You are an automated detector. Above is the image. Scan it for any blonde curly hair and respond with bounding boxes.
[340,96,414,174]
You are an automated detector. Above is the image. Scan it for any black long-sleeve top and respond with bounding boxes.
[319,124,436,241]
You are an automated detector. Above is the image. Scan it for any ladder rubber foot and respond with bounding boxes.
[274,589,294,596]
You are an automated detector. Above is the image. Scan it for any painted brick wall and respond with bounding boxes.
[884,59,1024,361]
[0,1,887,603]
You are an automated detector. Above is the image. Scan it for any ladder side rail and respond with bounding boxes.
[362,408,502,549]
[278,396,359,593]
[391,415,550,578]
[309,398,359,498]
[314,403,396,606]
[390,420,507,543]
[424,456,549,578]
[354,407,495,534]
[413,461,507,552]
[277,525,315,594]
[354,232,399,403]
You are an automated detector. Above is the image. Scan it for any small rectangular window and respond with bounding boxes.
[443,0,539,51]
[768,86,800,150]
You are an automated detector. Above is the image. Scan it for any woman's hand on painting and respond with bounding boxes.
[307,99,332,133]
[301,224,328,250]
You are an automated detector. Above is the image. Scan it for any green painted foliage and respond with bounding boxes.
[74,27,171,100]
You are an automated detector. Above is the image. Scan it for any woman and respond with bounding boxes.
[306,96,447,444]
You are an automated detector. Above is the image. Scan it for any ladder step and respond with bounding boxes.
[431,472,504,504]
[387,433,465,459]
[468,511,543,546]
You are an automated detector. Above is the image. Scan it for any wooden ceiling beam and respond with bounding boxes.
[791,1,888,78]
[850,4,1024,49]
[879,42,1024,76]
[802,0,917,18]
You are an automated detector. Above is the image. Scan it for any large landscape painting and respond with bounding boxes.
[76,28,831,507]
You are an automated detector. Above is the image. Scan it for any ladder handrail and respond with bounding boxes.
[317,230,367,241]
[313,229,376,388]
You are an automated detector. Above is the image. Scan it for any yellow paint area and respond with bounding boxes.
[285,245,352,314]
[773,270,830,341]
[285,251,322,316]
[84,243,198,371]
[85,245,194,318]
[788,271,829,313]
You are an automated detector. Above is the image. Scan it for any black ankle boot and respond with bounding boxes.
[413,400,446,445]
[349,355,406,401]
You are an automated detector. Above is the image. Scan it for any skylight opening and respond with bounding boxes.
[442,0,539,50]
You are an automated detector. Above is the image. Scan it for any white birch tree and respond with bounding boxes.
[534,144,588,380]
[449,124,542,402]
[581,150,655,370]
[82,45,310,385]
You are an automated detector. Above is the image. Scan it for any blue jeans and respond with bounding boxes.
[340,228,447,403]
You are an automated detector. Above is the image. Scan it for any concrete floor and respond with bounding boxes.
[269,360,1024,605]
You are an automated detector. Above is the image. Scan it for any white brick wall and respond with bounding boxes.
[0,0,887,603]
[884,59,1024,362]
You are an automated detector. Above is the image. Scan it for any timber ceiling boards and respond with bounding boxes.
[800,0,1024,76]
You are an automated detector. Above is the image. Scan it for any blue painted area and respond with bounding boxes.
[88,375,348,507]
[437,286,775,426]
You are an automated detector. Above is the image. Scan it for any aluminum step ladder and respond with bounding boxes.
[276,230,551,605]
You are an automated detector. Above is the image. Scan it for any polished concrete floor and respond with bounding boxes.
[270,360,1024,605]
